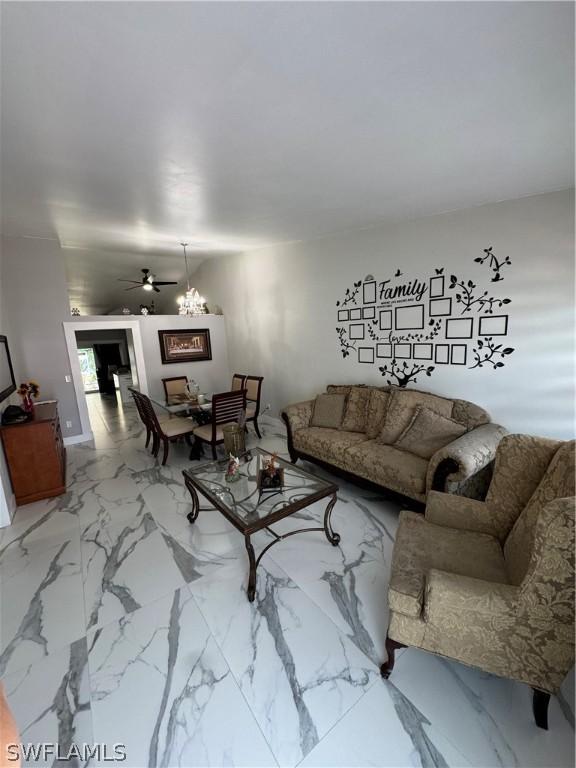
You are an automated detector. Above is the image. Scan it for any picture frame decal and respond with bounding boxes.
[395,305,424,330]
[445,318,473,339]
[158,329,212,364]
[358,347,375,364]
[478,315,509,336]
[349,323,365,340]
[363,281,377,304]
[429,298,452,317]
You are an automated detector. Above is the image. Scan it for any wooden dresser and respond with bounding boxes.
[0,402,66,506]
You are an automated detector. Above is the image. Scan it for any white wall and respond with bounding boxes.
[2,236,82,435]
[193,190,575,439]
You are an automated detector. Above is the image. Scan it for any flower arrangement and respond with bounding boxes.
[17,380,40,413]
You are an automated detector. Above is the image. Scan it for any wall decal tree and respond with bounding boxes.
[469,338,514,369]
[379,360,435,387]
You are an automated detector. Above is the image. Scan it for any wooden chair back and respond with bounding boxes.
[210,390,246,442]
[132,389,163,434]
[231,374,246,391]
[162,376,188,400]
[244,375,263,409]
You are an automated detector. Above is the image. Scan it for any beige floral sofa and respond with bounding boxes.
[281,384,507,504]
[381,435,575,729]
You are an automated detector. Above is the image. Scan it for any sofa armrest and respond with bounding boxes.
[425,491,497,536]
[425,569,519,623]
[281,400,314,432]
[426,423,507,495]
[281,400,314,462]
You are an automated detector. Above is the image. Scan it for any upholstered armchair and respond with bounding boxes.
[382,435,575,729]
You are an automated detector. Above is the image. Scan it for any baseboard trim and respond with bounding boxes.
[64,431,94,446]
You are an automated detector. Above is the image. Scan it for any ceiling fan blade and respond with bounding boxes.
[151,281,178,286]
[153,285,161,293]
[117,279,141,284]
[124,285,142,291]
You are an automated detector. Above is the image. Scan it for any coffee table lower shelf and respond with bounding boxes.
[183,481,340,602]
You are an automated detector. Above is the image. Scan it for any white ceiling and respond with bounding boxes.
[1,2,574,299]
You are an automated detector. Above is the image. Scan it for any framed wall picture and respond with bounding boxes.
[158,329,212,364]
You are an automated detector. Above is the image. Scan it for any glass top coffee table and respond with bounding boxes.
[182,448,340,601]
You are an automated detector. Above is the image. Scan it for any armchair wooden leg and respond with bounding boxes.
[152,433,160,457]
[211,444,217,460]
[253,418,262,439]
[380,635,406,679]
[145,427,151,448]
[532,688,550,730]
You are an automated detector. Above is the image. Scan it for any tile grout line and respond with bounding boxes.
[184,583,281,768]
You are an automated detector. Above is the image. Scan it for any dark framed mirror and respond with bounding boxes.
[0,335,16,403]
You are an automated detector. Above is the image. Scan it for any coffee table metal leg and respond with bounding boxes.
[324,493,340,545]
[245,535,257,602]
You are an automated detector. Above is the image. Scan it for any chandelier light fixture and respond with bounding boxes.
[177,242,206,316]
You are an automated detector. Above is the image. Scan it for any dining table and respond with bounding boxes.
[150,392,213,417]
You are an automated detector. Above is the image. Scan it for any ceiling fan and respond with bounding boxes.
[117,268,178,293]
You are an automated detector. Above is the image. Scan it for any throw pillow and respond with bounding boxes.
[310,393,347,429]
[366,389,391,439]
[378,388,453,445]
[341,386,371,432]
[393,406,467,460]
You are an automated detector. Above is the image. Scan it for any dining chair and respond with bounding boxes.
[134,389,196,465]
[231,373,246,391]
[245,375,264,438]
[129,388,170,450]
[162,376,188,401]
[192,389,247,460]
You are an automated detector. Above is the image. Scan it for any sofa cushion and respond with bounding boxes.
[365,389,391,439]
[343,440,429,499]
[310,393,347,429]
[341,386,371,433]
[293,427,368,467]
[378,388,454,445]
[394,406,468,460]
[389,510,508,618]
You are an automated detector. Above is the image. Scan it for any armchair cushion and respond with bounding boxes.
[425,570,519,622]
[378,388,453,445]
[394,406,467,459]
[424,491,498,536]
[388,511,508,619]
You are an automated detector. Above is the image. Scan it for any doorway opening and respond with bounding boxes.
[77,347,98,393]
[63,320,148,444]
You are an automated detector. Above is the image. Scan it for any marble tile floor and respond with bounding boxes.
[0,394,574,767]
